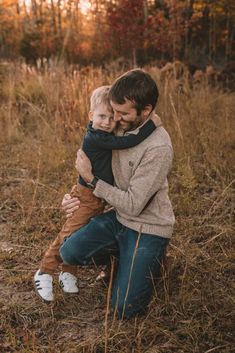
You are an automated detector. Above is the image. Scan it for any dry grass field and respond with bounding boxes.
[0,62,234,353]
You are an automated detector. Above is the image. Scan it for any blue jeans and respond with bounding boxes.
[60,210,169,319]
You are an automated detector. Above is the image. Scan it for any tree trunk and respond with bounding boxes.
[57,0,62,40]
[132,47,137,67]
[51,0,57,36]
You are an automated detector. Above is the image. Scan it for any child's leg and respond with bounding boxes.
[40,184,105,275]
[39,230,77,275]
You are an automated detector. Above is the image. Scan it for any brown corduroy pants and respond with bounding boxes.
[40,184,105,275]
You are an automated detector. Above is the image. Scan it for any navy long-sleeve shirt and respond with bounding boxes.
[79,119,156,187]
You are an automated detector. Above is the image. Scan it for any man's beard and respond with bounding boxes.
[119,115,142,132]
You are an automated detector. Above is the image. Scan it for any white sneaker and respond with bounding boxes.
[59,272,79,294]
[34,269,54,302]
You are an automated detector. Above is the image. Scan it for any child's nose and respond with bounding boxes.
[104,117,111,125]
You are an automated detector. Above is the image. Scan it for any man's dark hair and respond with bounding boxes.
[109,69,159,115]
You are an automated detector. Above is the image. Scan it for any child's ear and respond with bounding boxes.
[88,111,93,121]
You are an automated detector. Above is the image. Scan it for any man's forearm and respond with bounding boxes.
[94,146,173,216]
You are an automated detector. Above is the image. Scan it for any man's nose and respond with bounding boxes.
[114,112,121,121]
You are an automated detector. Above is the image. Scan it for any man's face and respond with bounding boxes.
[89,103,116,133]
[110,98,146,131]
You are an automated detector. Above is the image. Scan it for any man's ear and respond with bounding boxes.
[141,104,153,118]
[88,111,93,121]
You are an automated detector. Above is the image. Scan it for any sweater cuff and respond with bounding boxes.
[93,179,111,199]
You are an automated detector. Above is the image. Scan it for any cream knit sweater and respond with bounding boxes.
[94,116,175,238]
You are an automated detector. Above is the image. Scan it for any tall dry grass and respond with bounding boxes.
[0,61,234,353]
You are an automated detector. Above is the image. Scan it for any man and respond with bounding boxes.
[60,69,175,319]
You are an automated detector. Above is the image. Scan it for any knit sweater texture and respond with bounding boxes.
[94,115,175,238]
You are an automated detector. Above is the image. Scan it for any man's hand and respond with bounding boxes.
[61,193,80,219]
[75,149,94,183]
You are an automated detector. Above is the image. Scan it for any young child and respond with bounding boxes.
[34,85,158,302]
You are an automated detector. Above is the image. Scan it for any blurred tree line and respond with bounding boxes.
[0,0,234,68]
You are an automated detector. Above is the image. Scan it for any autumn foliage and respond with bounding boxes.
[0,0,234,67]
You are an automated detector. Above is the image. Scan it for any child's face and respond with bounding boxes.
[89,103,116,133]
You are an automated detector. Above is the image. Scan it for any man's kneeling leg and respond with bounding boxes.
[111,229,169,319]
[60,210,120,266]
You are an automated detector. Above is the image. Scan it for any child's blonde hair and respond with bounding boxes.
[90,85,112,111]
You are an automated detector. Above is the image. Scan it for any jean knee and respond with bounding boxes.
[59,242,76,265]
[59,240,87,266]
